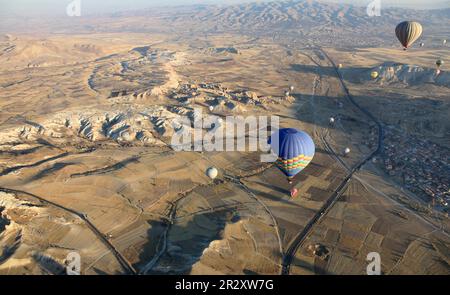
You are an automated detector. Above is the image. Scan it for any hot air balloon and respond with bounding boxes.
[344,147,351,156]
[269,128,315,184]
[443,39,447,45]
[395,21,423,50]
[206,167,218,180]
[329,117,335,125]
[436,59,443,68]
[371,71,379,79]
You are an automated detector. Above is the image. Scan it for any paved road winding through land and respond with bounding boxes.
[281,47,384,275]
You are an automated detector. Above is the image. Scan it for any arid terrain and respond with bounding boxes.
[0,0,449,275]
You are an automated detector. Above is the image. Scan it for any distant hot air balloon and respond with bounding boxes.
[443,39,447,45]
[436,59,443,68]
[269,128,315,184]
[206,167,218,180]
[329,117,335,125]
[371,71,379,79]
[344,147,351,156]
[395,21,423,50]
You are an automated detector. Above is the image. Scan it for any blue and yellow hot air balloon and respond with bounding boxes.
[269,128,315,184]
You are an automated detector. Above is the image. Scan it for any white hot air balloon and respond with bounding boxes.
[206,167,218,180]
[329,117,335,124]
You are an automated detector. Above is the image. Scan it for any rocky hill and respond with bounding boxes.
[130,0,450,47]
[2,1,449,48]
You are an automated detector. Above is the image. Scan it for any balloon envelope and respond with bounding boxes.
[269,128,315,179]
[206,167,218,179]
[395,21,423,49]
[371,71,379,79]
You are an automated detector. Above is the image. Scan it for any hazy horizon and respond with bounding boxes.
[0,0,448,17]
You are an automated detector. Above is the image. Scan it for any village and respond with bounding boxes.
[382,126,450,212]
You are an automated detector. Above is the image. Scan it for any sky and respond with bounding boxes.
[0,0,448,17]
